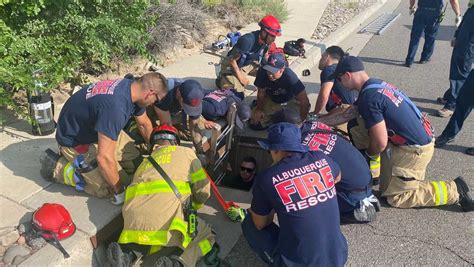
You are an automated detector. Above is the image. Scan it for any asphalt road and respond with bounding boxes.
[224,1,473,266]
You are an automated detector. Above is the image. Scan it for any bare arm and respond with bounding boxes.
[295,90,310,121]
[251,88,266,124]
[154,106,172,125]
[134,112,153,144]
[249,208,276,230]
[335,173,342,184]
[450,0,461,16]
[229,55,249,87]
[97,132,121,193]
[368,120,388,155]
[313,82,333,114]
[189,118,204,154]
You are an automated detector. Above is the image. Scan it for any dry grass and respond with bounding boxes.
[146,2,210,53]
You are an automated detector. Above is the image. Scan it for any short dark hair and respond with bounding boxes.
[325,46,345,61]
[241,156,257,167]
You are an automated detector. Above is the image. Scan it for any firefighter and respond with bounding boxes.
[216,15,282,98]
[404,0,461,68]
[153,79,215,155]
[437,0,474,117]
[201,88,251,130]
[313,46,357,115]
[108,125,224,267]
[334,56,474,211]
[435,70,474,155]
[40,73,166,205]
[250,52,310,130]
[273,109,381,223]
[241,122,348,266]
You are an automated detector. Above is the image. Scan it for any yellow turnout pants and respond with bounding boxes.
[53,131,139,198]
[380,141,459,208]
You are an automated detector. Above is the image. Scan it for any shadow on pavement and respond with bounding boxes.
[0,108,35,136]
[410,96,439,105]
[403,25,457,42]
[436,143,470,154]
[359,56,405,67]
[418,106,439,115]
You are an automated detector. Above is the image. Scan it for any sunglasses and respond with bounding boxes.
[240,166,255,173]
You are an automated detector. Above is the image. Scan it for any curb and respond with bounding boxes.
[289,0,389,76]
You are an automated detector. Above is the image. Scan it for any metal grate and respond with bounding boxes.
[359,13,401,35]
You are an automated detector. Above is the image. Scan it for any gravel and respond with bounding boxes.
[312,0,377,41]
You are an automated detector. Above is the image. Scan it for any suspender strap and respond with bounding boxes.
[146,156,182,200]
[363,82,423,121]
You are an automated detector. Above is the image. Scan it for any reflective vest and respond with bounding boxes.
[118,145,211,253]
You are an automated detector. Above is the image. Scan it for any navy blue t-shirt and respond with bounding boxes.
[320,64,358,111]
[229,31,266,67]
[357,78,432,146]
[254,67,306,103]
[251,152,348,267]
[301,121,371,191]
[154,83,200,120]
[418,0,443,9]
[56,79,145,147]
[202,89,241,120]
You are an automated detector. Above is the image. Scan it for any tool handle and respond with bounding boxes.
[203,169,230,210]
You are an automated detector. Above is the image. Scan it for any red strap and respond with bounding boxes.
[389,134,408,146]
[329,92,342,106]
[74,144,90,154]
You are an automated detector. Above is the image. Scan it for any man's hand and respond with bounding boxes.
[455,16,462,27]
[251,109,265,124]
[409,6,416,15]
[203,119,217,129]
[451,38,456,47]
[240,77,250,87]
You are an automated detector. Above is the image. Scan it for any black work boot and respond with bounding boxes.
[435,134,455,148]
[106,242,134,267]
[39,149,61,181]
[203,243,230,267]
[454,177,474,212]
[154,255,184,267]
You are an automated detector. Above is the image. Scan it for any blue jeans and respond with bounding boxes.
[241,216,283,266]
[337,186,372,214]
[405,8,441,64]
[443,8,474,110]
[441,70,474,138]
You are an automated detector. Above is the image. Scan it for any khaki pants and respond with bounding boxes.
[53,131,140,198]
[380,141,459,208]
[218,61,259,92]
[347,116,380,178]
[251,95,300,129]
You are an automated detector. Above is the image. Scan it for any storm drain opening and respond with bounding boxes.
[359,13,401,35]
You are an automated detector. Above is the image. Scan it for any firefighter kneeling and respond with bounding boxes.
[107,125,225,267]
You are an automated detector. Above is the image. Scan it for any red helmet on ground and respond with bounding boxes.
[32,203,76,240]
[258,15,282,37]
[151,124,180,145]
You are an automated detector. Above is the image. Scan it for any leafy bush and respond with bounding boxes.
[0,0,158,120]
[0,0,287,121]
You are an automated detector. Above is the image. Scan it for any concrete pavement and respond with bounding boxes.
[226,0,474,265]
[0,0,333,265]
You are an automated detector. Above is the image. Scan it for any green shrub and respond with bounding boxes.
[0,0,158,120]
[0,0,287,122]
